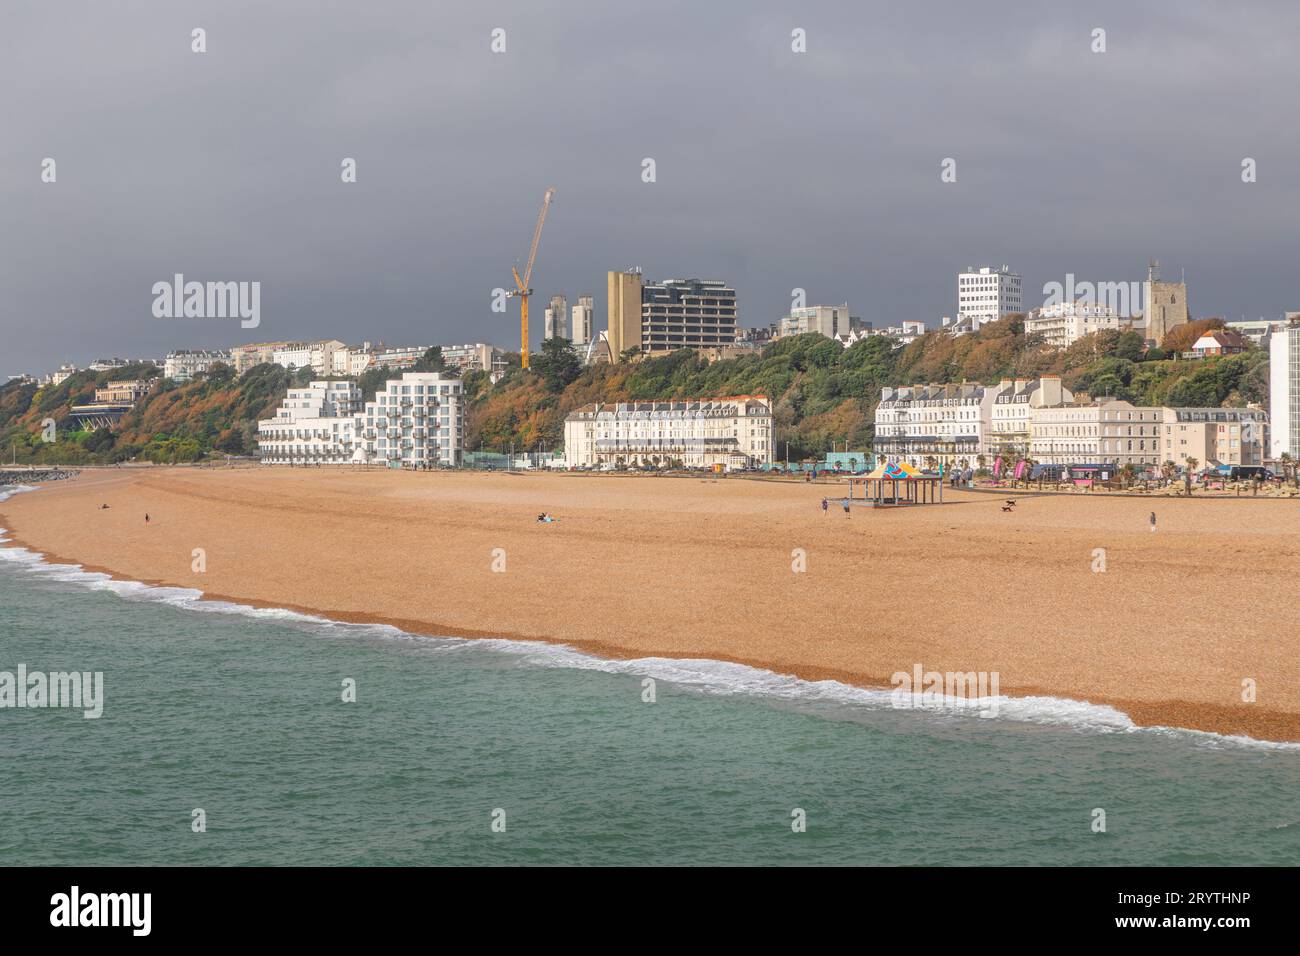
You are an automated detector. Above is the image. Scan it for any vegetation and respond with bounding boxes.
[0,316,1272,465]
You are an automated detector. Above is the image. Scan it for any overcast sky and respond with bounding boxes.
[3,0,1299,376]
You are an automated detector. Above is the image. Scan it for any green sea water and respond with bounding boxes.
[1,517,1297,866]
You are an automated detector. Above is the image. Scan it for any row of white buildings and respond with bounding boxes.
[874,378,1269,471]
[163,340,508,383]
[257,372,464,467]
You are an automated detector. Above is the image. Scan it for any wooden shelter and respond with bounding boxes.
[848,461,943,506]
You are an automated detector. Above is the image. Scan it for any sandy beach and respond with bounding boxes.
[3,467,1299,741]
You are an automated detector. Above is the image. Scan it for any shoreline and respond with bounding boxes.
[3,470,1299,743]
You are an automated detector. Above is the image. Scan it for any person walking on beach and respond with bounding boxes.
[842,498,850,517]
[1149,511,1156,533]
[821,497,828,515]
[144,513,150,525]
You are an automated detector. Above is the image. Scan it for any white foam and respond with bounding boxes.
[1,493,1296,751]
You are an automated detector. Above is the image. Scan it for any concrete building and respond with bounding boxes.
[1225,318,1282,345]
[780,304,857,340]
[371,345,429,369]
[873,383,996,470]
[606,268,644,359]
[1025,301,1122,349]
[1029,399,1163,468]
[164,349,231,382]
[357,372,463,467]
[605,270,739,358]
[1270,322,1300,460]
[257,381,366,465]
[229,342,287,374]
[988,376,1072,458]
[1159,407,1267,469]
[544,294,568,341]
[564,396,773,470]
[571,295,594,348]
[1141,261,1189,346]
[439,343,507,379]
[957,266,1022,329]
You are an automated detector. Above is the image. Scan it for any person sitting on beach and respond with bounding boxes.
[100,503,109,509]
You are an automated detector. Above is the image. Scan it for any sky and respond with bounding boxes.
[3,0,1300,377]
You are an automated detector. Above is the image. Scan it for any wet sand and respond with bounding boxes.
[3,467,1299,741]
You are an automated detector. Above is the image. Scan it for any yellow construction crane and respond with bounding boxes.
[507,186,556,369]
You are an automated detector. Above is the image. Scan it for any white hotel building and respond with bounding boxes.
[564,396,773,470]
[1029,400,1163,467]
[954,265,1022,331]
[873,383,995,469]
[257,372,463,467]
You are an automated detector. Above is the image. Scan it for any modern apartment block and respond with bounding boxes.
[1029,399,1163,467]
[256,381,366,464]
[257,373,463,466]
[564,395,773,470]
[988,376,1072,458]
[1160,407,1268,469]
[1025,301,1123,349]
[780,304,858,340]
[357,372,463,467]
[957,266,1022,329]
[164,349,232,382]
[1270,322,1300,459]
[439,343,508,379]
[604,270,738,359]
[571,295,595,348]
[873,383,996,469]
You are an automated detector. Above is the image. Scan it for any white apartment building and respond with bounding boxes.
[164,349,232,382]
[257,381,366,464]
[1270,323,1300,459]
[873,383,995,469]
[957,266,1022,329]
[842,321,925,349]
[1029,399,1162,467]
[50,363,79,385]
[357,372,463,467]
[1025,301,1122,349]
[571,296,594,348]
[564,396,773,470]
[371,345,429,369]
[780,304,856,340]
[988,376,1072,458]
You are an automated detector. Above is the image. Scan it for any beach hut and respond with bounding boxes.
[849,461,943,506]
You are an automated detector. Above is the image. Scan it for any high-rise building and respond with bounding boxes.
[606,269,644,359]
[544,294,569,340]
[957,266,1022,329]
[640,278,738,355]
[1270,322,1300,459]
[1141,261,1189,346]
[571,295,594,347]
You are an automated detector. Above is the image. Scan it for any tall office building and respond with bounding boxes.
[1270,322,1300,459]
[640,278,738,355]
[544,294,568,341]
[957,266,1022,328]
[606,269,644,359]
[571,295,594,347]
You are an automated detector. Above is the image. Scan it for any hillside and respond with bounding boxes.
[0,318,1271,465]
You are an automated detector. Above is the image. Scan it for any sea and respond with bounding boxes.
[1,485,1297,866]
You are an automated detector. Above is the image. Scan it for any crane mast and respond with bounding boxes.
[508,187,556,369]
